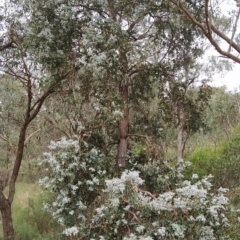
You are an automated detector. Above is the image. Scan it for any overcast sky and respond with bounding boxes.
[213,65,240,91]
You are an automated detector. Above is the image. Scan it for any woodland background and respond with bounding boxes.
[1,0,240,239]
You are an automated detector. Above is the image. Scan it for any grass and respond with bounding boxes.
[0,182,60,240]
[0,182,40,239]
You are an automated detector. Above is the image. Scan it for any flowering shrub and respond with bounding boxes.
[40,137,231,239]
[88,170,229,239]
[39,137,108,233]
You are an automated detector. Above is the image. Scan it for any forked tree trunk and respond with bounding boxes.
[117,85,129,167]
[0,82,57,239]
[0,51,67,239]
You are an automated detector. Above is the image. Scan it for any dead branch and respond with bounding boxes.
[128,209,141,222]
[24,128,41,144]
[127,133,151,145]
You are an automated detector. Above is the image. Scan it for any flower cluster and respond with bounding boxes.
[39,137,107,230]
[40,138,231,239]
[90,167,229,239]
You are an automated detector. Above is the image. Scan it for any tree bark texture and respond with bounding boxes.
[0,195,14,240]
[117,85,129,167]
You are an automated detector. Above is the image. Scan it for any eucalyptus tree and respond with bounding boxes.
[0,1,76,239]
[158,65,212,162]
[28,0,206,167]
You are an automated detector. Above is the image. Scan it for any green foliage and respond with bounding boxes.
[186,126,240,189]
[13,192,61,240]
[0,183,61,240]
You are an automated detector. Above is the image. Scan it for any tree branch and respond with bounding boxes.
[170,0,240,63]
[128,209,140,222]
[0,41,16,51]
[24,129,41,144]
[127,133,151,145]
[205,0,212,39]
[228,8,240,53]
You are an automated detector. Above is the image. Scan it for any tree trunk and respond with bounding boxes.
[177,107,184,163]
[177,124,184,163]
[0,196,14,240]
[117,85,129,167]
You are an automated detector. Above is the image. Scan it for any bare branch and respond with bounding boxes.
[127,133,151,145]
[169,0,240,63]
[24,128,41,144]
[128,209,141,222]
[228,8,240,53]
[0,41,16,51]
[135,186,158,199]
[205,0,212,38]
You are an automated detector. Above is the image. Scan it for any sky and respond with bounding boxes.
[209,0,240,91]
[214,65,240,91]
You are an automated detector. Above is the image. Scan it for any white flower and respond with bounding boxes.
[136,225,145,233]
[110,198,120,207]
[90,148,99,156]
[86,180,94,185]
[191,174,199,179]
[124,205,131,211]
[113,110,123,117]
[218,187,228,193]
[157,227,166,237]
[196,214,206,223]
[209,206,219,219]
[199,226,215,240]
[95,205,107,217]
[177,183,207,199]
[38,176,49,185]
[121,170,144,185]
[174,197,187,209]
[62,226,79,236]
[76,201,87,210]
[171,223,186,238]
[139,237,153,240]
[123,234,138,240]
[105,178,125,194]
[93,177,100,185]
[152,222,157,227]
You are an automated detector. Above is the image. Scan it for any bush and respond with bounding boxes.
[39,137,237,239]
[186,128,240,189]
